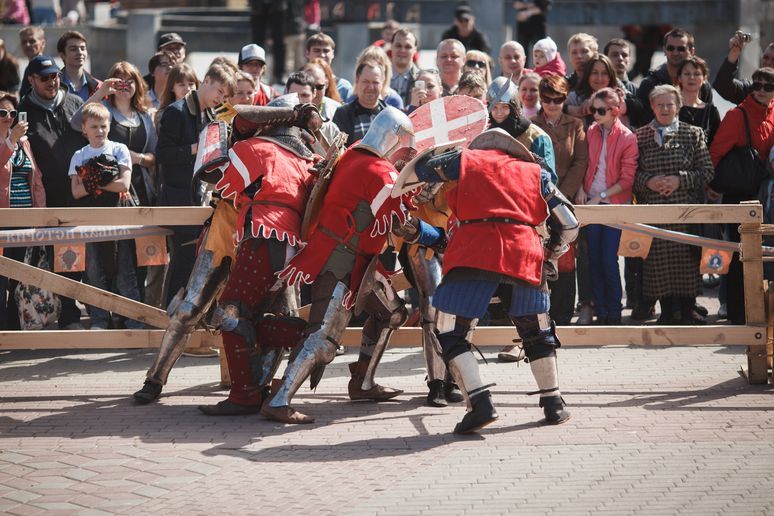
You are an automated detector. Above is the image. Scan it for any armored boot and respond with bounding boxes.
[134,249,230,404]
[529,356,570,425]
[448,351,498,434]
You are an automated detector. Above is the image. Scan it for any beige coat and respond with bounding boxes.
[530,112,588,199]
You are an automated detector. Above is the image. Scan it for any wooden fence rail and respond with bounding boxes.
[0,203,770,384]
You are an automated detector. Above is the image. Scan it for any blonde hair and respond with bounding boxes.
[567,33,598,53]
[464,50,492,85]
[81,102,110,123]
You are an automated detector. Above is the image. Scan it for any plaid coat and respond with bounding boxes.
[633,122,714,298]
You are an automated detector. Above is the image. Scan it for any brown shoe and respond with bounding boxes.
[497,344,525,363]
[348,362,403,401]
[260,399,315,424]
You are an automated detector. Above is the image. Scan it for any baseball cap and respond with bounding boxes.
[28,55,60,76]
[157,32,186,50]
[455,5,473,19]
[239,44,266,66]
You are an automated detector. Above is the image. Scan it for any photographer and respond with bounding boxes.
[713,31,774,105]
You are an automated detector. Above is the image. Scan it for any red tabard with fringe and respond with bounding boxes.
[216,138,316,246]
[444,148,548,286]
[278,148,408,305]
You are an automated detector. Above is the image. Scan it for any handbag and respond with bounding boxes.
[14,247,62,330]
[710,107,768,199]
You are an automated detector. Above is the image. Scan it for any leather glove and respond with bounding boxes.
[294,103,323,132]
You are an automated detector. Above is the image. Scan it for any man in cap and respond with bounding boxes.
[158,32,187,62]
[441,5,490,54]
[261,106,445,424]
[238,43,276,106]
[18,55,87,329]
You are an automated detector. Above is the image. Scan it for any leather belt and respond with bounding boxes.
[318,225,369,257]
[459,217,534,227]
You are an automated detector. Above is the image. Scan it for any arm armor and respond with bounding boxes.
[415,148,463,183]
[391,215,447,252]
[544,182,579,260]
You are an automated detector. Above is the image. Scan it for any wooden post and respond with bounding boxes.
[739,201,768,384]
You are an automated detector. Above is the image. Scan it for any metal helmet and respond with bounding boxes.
[486,75,520,114]
[354,106,416,163]
[267,92,299,108]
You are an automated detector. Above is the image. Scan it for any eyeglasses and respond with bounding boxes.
[0,109,18,119]
[540,95,566,105]
[465,60,486,69]
[591,106,612,116]
[751,82,774,92]
[36,73,59,83]
[665,45,688,52]
[313,84,326,91]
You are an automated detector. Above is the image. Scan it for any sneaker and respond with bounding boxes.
[497,344,525,363]
[335,344,346,356]
[576,304,593,325]
[717,303,728,320]
[89,324,108,331]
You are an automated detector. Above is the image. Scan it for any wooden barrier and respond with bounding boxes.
[1,204,770,384]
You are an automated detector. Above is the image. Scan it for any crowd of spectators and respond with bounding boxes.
[0,5,773,333]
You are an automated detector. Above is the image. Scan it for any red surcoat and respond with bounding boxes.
[444,148,548,286]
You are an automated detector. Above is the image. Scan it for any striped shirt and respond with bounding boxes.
[9,144,32,208]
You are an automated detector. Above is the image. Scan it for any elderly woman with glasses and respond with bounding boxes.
[464,50,492,85]
[634,84,714,325]
[530,75,588,326]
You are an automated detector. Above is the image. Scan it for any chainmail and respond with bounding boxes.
[259,133,313,159]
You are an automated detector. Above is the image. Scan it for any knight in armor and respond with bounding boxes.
[392,128,579,434]
[132,95,322,410]
[261,106,446,424]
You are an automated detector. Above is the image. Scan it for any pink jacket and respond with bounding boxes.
[583,118,638,204]
[0,137,46,208]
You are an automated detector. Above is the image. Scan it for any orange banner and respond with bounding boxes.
[700,248,733,275]
[617,230,652,258]
[135,236,169,267]
[54,244,86,272]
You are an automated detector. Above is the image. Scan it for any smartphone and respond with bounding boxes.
[18,112,27,123]
[415,80,426,91]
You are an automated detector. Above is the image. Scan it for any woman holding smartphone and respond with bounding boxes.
[406,68,442,113]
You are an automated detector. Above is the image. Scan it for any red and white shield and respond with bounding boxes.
[409,96,488,153]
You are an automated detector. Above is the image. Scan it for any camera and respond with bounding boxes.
[736,31,752,43]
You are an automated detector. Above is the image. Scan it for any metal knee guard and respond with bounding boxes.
[269,282,352,408]
[357,283,408,391]
[408,250,447,382]
[146,250,231,385]
[510,313,560,363]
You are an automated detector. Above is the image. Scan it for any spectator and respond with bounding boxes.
[156,63,199,125]
[514,1,551,61]
[284,0,308,74]
[457,70,487,102]
[637,28,712,124]
[30,0,60,25]
[518,71,541,118]
[441,5,490,54]
[714,31,774,105]
[157,33,187,63]
[566,33,597,90]
[68,103,143,330]
[332,61,385,146]
[576,87,637,325]
[145,51,176,110]
[305,32,353,101]
[531,75,588,324]
[286,70,340,153]
[709,67,774,325]
[0,39,21,93]
[18,26,46,98]
[230,71,258,106]
[302,59,341,119]
[532,36,566,77]
[351,46,403,110]
[0,91,45,330]
[436,39,466,96]
[19,56,86,329]
[57,31,101,102]
[249,0,286,84]
[604,38,637,96]
[390,28,420,106]
[406,68,442,113]
[156,65,235,306]
[373,19,400,53]
[498,40,528,82]
[634,84,714,324]
[464,50,492,86]
[677,57,720,145]
[4,0,30,25]
[236,44,274,106]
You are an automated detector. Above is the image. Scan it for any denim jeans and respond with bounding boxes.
[585,224,623,319]
[84,240,144,329]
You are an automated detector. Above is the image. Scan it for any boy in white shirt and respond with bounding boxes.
[69,103,143,330]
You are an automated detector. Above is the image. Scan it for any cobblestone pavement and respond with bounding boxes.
[1,342,773,515]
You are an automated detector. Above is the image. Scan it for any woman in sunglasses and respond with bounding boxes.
[576,87,638,325]
[463,50,492,86]
[634,84,714,325]
[530,75,588,326]
[0,91,45,329]
[709,67,774,325]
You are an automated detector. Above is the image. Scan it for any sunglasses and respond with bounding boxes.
[465,59,486,69]
[0,109,18,119]
[591,106,612,116]
[540,95,566,105]
[751,82,774,92]
[665,45,688,52]
[313,83,326,91]
[36,73,59,83]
